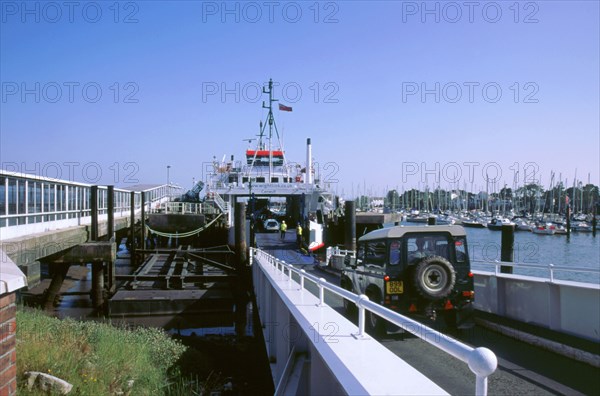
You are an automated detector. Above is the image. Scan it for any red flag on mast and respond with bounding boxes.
[278,103,292,112]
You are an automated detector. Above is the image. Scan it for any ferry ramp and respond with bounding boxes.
[255,231,317,266]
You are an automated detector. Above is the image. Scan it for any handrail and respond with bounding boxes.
[149,201,203,215]
[209,191,229,213]
[252,247,498,396]
[471,259,600,283]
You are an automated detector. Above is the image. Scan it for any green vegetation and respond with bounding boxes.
[15,307,205,395]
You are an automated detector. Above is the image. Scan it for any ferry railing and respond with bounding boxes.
[210,179,330,190]
[201,203,221,215]
[208,191,229,214]
[150,201,203,215]
[252,247,498,396]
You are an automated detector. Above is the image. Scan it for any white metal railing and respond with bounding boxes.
[149,201,203,215]
[472,259,600,284]
[207,190,229,213]
[325,246,356,270]
[325,246,355,260]
[0,170,172,240]
[252,247,498,396]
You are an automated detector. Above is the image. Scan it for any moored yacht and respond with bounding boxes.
[487,216,515,230]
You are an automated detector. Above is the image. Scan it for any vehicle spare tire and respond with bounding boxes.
[412,256,456,300]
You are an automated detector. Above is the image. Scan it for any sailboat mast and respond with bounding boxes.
[558,173,562,214]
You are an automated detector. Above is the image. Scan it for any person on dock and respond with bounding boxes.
[280,220,287,240]
[296,223,303,248]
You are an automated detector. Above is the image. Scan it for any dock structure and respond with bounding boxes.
[0,170,181,312]
[0,170,176,286]
[109,245,236,317]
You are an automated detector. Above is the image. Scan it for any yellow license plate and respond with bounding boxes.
[386,281,404,294]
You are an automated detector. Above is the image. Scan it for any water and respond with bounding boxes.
[384,222,600,284]
[51,242,243,336]
[463,227,600,283]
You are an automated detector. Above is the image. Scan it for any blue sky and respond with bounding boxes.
[1,1,598,198]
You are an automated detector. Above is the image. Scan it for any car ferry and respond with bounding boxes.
[204,79,337,251]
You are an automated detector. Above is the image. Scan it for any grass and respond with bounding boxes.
[15,307,210,395]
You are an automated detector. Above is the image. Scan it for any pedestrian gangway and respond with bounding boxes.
[0,169,180,241]
[251,247,498,396]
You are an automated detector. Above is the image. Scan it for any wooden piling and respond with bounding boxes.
[427,216,436,225]
[43,263,70,311]
[130,191,136,266]
[91,186,98,241]
[235,202,247,269]
[140,191,146,251]
[500,224,515,274]
[107,185,115,241]
[106,260,116,293]
[90,185,105,308]
[91,261,104,308]
[234,201,248,338]
[106,186,116,292]
[345,201,356,252]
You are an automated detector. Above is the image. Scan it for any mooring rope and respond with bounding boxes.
[145,213,223,238]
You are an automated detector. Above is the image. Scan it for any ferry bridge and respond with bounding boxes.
[1,170,599,395]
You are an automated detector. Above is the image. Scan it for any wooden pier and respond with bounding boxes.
[109,245,237,317]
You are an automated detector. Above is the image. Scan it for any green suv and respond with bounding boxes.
[340,225,474,333]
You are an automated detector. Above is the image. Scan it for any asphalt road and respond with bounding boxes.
[256,233,600,395]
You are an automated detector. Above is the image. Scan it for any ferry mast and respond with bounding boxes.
[260,78,283,182]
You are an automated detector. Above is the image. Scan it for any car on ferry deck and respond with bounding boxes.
[263,219,280,233]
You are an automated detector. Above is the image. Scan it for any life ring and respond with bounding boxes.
[412,256,456,300]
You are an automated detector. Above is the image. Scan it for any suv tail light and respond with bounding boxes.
[462,291,474,298]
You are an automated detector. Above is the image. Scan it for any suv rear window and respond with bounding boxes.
[389,240,402,265]
[407,234,451,263]
[365,241,386,265]
[455,237,467,262]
